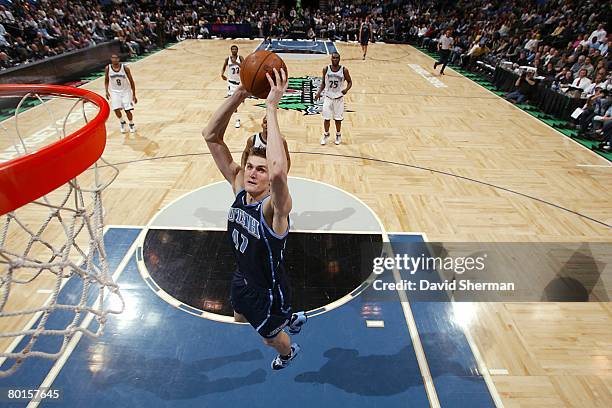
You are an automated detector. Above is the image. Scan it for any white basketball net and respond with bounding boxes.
[0,90,121,377]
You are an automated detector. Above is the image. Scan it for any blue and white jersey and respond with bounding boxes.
[227,189,289,291]
[108,64,130,93]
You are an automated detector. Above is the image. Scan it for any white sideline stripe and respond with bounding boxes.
[365,320,385,328]
[390,255,441,407]
[576,164,611,168]
[392,228,502,406]
[489,368,509,375]
[27,228,146,408]
[462,325,505,407]
[36,289,53,294]
[379,227,440,407]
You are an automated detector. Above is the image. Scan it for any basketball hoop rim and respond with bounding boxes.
[0,84,110,216]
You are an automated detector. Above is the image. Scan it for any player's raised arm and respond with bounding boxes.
[265,69,292,221]
[202,86,250,191]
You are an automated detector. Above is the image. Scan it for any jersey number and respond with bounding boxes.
[232,229,248,253]
[116,78,122,86]
[231,67,239,75]
[329,80,339,89]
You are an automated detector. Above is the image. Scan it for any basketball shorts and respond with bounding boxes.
[227,80,240,96]
[230,276,292,339]
[110,91,134,111]
[322,96,344,121]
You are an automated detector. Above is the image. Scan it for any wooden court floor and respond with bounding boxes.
[1,39,611,406]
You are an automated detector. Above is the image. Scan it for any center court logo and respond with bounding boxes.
[255,76,353,115]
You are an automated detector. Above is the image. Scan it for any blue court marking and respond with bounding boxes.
[15,227,430,407]
[0,227,141,408]
[389,234,496,407]
[256,40,337,55]
[177,303,204,316]
[4,228,496,407]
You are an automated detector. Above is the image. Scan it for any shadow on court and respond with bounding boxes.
[295,346,421,396]
[291,207,356,230]
[295,341,486,397]
[93,348,267,399]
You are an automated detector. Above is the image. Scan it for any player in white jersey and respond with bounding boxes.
[241,115,291,170]
[221,45,243,128]
[104,54,137,133]
[315,52,353,145]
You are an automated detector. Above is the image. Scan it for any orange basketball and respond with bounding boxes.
[240,50,288,99]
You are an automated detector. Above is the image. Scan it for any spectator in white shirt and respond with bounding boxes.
[0,23,9,47]
[0,5,15,23]
[585,73,607,96]
[571,69,592,91]
[588,24,607,43]
[524,33,539,52]
[417,25,427,38]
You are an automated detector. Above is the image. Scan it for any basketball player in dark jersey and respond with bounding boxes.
[359,17,373,60]
[241,115,291,170]
[203,68,306,370]
[262,14,271,43]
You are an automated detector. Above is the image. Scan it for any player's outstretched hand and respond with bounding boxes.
[221,74,227,81]
[105,91,110,100]
[133,95,138,104]
[314,92,321,101]
[265,68,288,107]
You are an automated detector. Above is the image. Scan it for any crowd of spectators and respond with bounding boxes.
[413,1,610,97]
[0,0,609,145]
[410,0,609,144]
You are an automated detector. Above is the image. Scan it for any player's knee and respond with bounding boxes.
[262,337,276,346]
